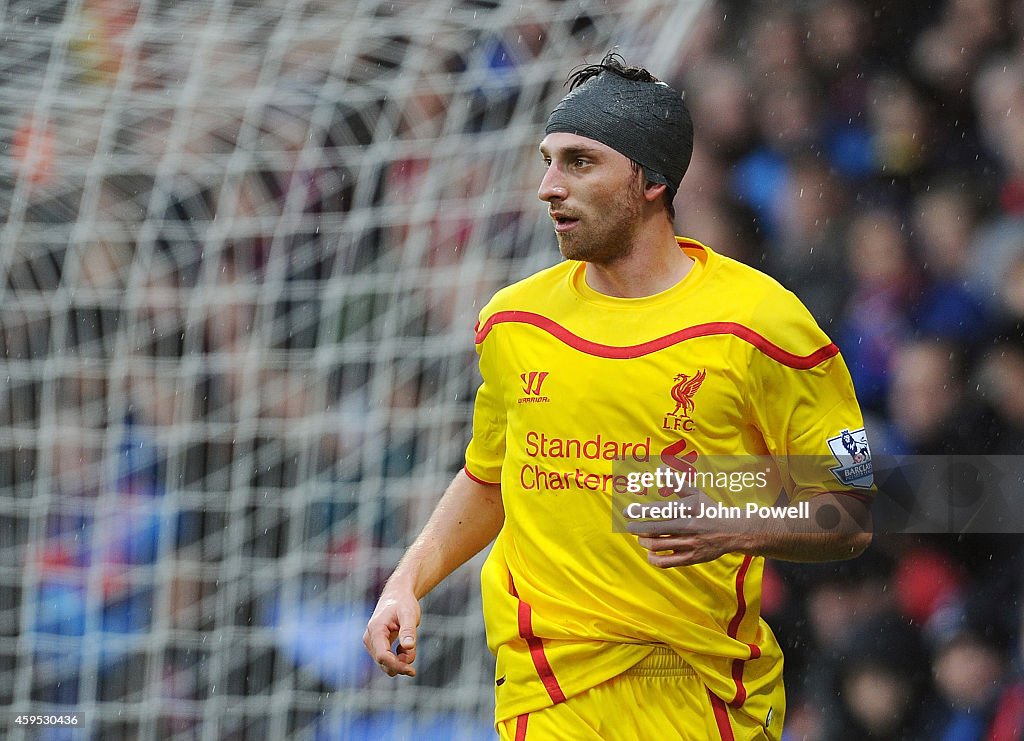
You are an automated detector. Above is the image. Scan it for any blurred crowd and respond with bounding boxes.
[676,1,1024,738]
[1,1,677,737]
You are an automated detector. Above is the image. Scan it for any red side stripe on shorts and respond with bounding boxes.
[509,576,567,704]
[708,689,737,741]
[514,713,528,741]
[727,555,755,707]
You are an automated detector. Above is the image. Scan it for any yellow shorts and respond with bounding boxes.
[496,647,782,741]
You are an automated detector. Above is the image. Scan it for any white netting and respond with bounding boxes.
[0,0,705,738]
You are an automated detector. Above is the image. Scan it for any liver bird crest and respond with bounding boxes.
[670,369,706,417]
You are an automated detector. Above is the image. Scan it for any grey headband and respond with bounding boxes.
[544,70,693,197]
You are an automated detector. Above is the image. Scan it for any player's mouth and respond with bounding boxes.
[551,213,579,233]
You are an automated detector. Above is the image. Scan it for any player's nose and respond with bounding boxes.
[538,166,567,203]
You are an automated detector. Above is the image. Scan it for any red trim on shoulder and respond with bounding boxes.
[508,577,567,705]
[475,311,838,369]
[514,713,529,741]
[707,689,737,741]
[463,466,499,486]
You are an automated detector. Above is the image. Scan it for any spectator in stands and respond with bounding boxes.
[864,74,935,204]
[763,155,850,328]
[834,614,940,740]
[911,0,1005,125]
[931,622,1015,739]
[977,330,1024,452]
[837,206,918,413]
[910,181,993,344]
[970,56,1024,304]
[884,339,993,454]
[682,57,754,165]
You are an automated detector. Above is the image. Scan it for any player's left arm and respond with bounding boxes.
[630,296,876,565]
[740,490,872,561]
[628,489,871,567]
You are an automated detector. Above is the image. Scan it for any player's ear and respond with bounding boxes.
[643,181,667,204]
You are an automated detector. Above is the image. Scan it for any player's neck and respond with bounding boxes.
[584,226,694,299]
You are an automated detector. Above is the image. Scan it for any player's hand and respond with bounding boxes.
[363,589,421,677]
[625,489,750,567]
[627,519,745,567]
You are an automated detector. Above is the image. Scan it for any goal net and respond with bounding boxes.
[0,0,705,738]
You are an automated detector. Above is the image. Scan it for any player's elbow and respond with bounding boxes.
[839,529,873,560]
[826,494,873,560]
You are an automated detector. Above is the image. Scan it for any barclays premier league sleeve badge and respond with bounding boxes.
[827,428,874,489]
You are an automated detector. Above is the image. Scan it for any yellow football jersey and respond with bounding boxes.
[465,238,871,724]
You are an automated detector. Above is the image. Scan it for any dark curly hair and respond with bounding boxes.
[562,52,677,219]
[565,51,661,91]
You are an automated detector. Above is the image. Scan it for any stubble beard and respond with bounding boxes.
[556,187,643,266]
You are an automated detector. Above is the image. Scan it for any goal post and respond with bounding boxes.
[0,1,707,738]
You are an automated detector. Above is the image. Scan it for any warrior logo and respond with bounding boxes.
[663,369,706,431]
[518,371,551,404]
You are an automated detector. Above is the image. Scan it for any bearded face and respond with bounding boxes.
[538,132,649,266]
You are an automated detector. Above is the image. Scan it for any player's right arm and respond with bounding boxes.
[362,469,503,677]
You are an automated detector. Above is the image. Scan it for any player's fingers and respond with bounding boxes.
[646,550,699,569]
[365,624,416,678]
[650,541,727,567]
[625,518,690,536]
[377,654,416,677]
[398,645,417,664]
[396,604,420,654]
[371,647,414,677]
[367,641,411,677]
[637,535,690,551]
[385,659,415,675]
[362,625,385,659]
[370,603,419,676]
[363,617,396,660]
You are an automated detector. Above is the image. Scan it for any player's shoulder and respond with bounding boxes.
[699,241,835,359]
[476,260,574,321]
[702,246,792,308]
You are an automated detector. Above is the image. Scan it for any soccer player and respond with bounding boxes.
[363,53,873,740]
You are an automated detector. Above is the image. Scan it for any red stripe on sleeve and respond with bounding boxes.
[462,466,499,486]
[474,311,839,369]
[509,577,567,704]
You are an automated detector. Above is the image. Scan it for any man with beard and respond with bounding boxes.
[364,53,873,740]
